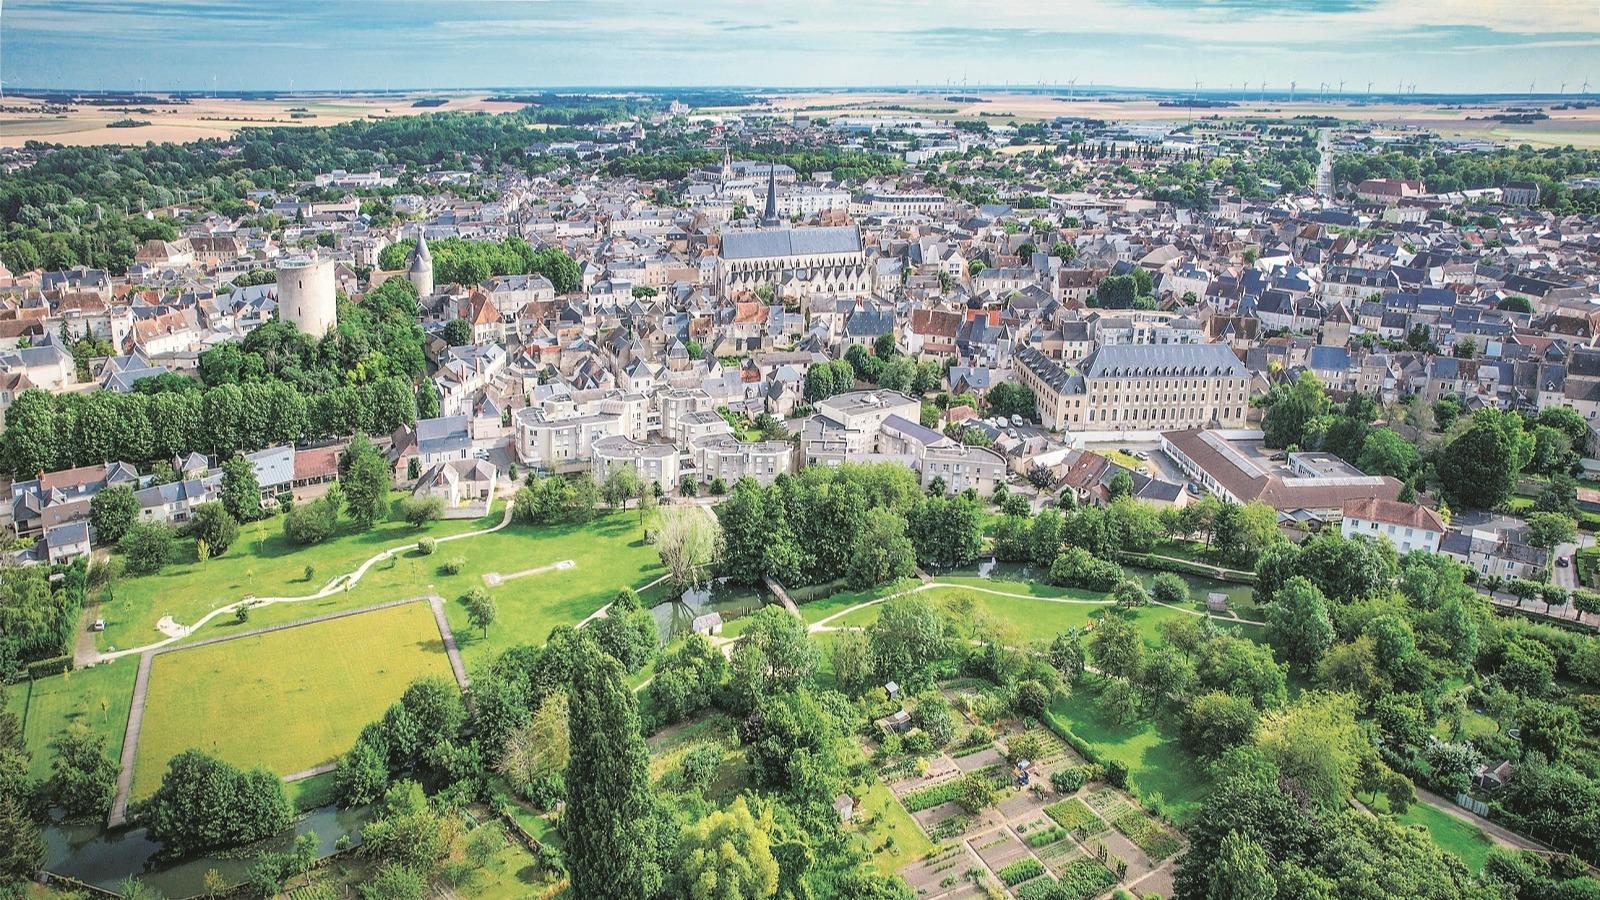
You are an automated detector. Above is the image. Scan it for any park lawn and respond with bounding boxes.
[797,582,908,625]
[131,599,453,799]
[1367,793,1495,872]
[431,511,666,665]
[833,586,1117,639]
[5,660,138,782]
[97,493,501,654]
[1049,676,1214,824]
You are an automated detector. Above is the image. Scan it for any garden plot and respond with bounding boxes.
[970,828,1034,873]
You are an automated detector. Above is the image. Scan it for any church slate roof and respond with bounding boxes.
[722,226,864,260]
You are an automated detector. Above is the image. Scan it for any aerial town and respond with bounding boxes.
[3,8,1600,900]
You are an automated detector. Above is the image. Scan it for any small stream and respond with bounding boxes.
[42,803,371,896]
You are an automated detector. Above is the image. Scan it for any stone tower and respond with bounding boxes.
[275,255,337,338]
[407,232,434,297]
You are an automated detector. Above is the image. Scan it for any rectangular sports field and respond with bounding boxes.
[131,600,454,799]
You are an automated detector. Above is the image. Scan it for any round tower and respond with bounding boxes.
[274,255,337,337]
[407,233,434,297]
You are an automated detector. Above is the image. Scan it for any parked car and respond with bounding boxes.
[1557,555,1572,568]
[91,619,106,632]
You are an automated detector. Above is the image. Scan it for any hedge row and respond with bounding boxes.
[27,655,73,679]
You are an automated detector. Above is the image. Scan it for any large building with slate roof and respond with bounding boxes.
[719,226,870,299]
[1018,343,1250,432]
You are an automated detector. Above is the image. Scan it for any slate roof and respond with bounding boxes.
[721,227,863,260]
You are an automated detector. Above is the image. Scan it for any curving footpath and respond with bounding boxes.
[807,580,1265,633]
[92,503,514,665]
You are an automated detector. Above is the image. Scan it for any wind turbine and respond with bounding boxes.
[1290,81,1296,101]
[1338,80,1346,98]
[1584,79,1592,96]
[1561,81,1568,95]
[1367,81,1373,96]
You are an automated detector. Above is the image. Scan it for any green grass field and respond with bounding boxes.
[4,660,138,782]
[97,493,502,653]
[1367,793,1495,872]
[131,600,454,798]
[1049,676,1214,823]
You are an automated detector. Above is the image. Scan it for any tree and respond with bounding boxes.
[592,588,659,673]
[1261,372,1330,449]
[498,692,569,804]
[141,750,292,857]
[442,318,473,346]
[829,630,874,696]
[120,521,176,575]
[1532,473,1578,517]
[90,484,138,545]
[735,607,819,697]
[1517,700,1579,763]
[188,501,240,557]
[284,489,342,545]
[341,434,392,528]
[1265,576,1334,672]
[679,796,779,900]
[49,721,117,818]
[986,382,1036,419]
[656,505,719,589]
[956,771,999,814]
[462,588,498,639]
[868,594,946,687]
[1357,428,1419,478]
[220,455,263,523]
[846,508,917,589]
[603,464,641,509]
[1255,692,1373,812]
[1437,409,1533,509]
[1049,630,1086,681]
[1207,831,1276,900]
[1523,512,1576,550]
[563,635,663,899]
[1181,691,1259,758]
[1088,614,1143,681]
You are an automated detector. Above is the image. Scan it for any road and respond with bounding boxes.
[1315,128,1334,198]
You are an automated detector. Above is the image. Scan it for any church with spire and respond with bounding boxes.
[717,159,870,301]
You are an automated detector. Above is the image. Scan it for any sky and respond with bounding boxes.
[3,0,1599,94]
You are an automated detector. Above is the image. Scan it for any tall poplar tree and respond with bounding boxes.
[564,635,662,899]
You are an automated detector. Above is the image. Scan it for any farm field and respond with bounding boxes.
[95,493,502,654]
[4,660,137,783]
[0,93,534,147]
[131,600,454,799]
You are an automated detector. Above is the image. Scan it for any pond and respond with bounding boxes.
[43,803,372,897]
[648,577,766,640]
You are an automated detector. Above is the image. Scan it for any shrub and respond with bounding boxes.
[1050,765,1093,794]
[440,557,466,575]
[416,537,437,556]
[1151,572,1188,605]
[401,496,444,527]
[1049,547,1124,592]
[678,743,723,792]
